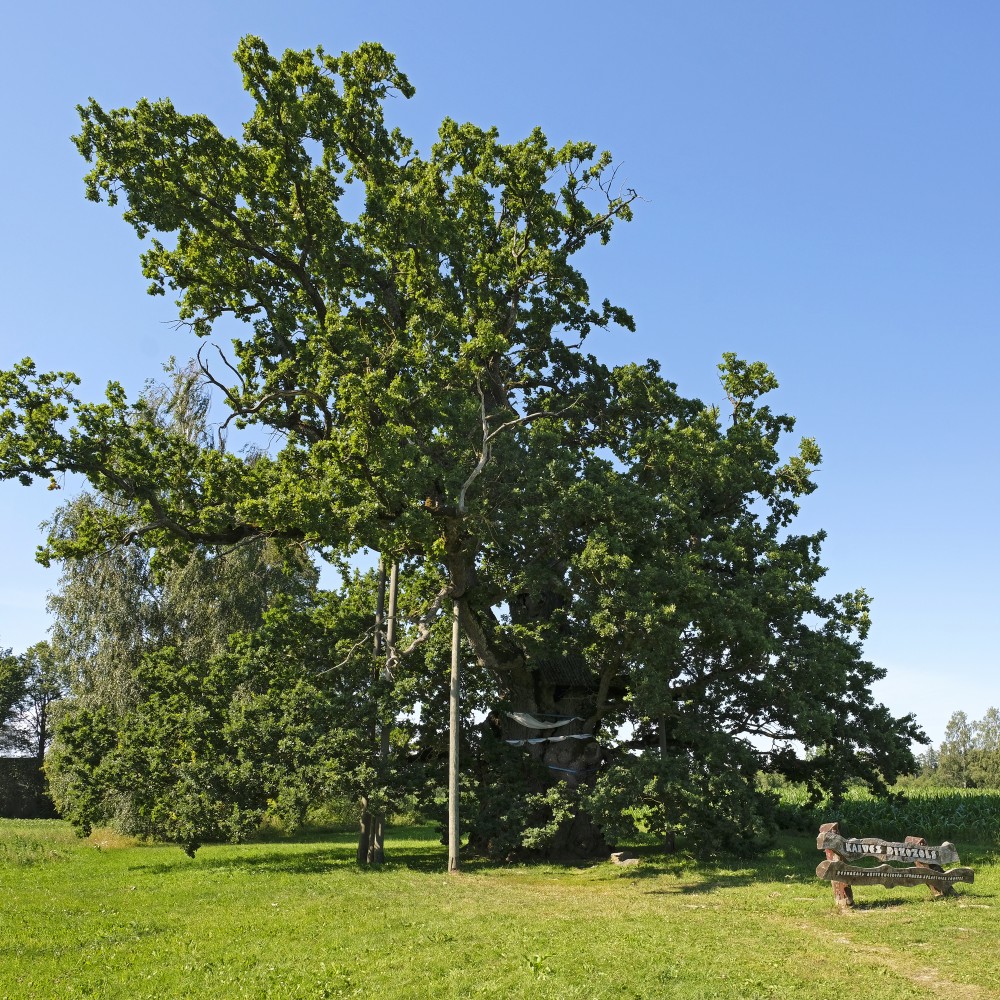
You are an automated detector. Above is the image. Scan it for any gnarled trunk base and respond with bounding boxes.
[466,711,610,861]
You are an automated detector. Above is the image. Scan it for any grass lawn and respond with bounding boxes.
[2,819,998,999]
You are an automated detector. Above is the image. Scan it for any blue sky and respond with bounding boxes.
[2,2,997,745]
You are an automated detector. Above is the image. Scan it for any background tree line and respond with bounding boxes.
[913,709,1000,789]
[1,641,66,817]
[1,641,64,763]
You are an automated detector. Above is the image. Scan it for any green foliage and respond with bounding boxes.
[0,35,923,857]
[776,782,1000,844]
[516,785,580,851]
[968,708,1000,788]
[0,646,28,753]
[48,571,447,854]
[1,641,66,759]
[917,708,1000,790]
[49,595,351,853]
[0,639,65,819]
[585,738,778,858]
[43,368,322,847]
[938,710,975,786]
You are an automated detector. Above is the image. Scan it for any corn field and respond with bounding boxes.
[777,786,1000,845]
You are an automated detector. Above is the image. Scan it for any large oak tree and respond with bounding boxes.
[0,37,922,857]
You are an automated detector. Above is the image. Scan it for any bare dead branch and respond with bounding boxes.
[315,626,378,676]
[457,382,492,514]
[212,344,247,391]
[195,343,333,438]
[457,379,579,513]
[376,583,452,678]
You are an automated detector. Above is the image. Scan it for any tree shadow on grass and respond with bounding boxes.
[677,873,760,894]
[129,836,470,877]
[620,834,829,892]
[849,887,995,909]
[130,847,351,877]
[126,829,906,884]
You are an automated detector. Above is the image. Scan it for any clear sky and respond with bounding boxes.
[2,2,997,746]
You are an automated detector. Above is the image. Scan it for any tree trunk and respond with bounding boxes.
[535,733,606,860]
[369,722,391,864]
[369,812,385,865]
[357,796,373,864]
[443,559,613,861]
[467,684,610,861]
[36,702,48,766]
[659,715,676,853]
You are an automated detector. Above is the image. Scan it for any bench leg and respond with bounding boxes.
[905,835,956,899]
[819,822,854,908]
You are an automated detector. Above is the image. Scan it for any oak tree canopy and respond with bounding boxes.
[0,36,923,856]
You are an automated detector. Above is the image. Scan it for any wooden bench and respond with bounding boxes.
[816,822,974,908]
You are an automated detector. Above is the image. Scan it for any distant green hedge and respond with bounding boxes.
[0,758,57,819]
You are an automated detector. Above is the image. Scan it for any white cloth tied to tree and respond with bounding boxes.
[505,734,593,746]
[506,712,583,730]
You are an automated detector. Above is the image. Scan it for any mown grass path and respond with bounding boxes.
[2,821,998,998]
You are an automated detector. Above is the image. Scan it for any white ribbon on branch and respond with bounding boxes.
[506,712,584,730]
[505,734,594,746]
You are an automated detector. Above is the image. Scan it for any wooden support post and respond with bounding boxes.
[819,822,854,908]
[447,599,461,874]
[905,835,956,899]
[358,561,388,865]
[369,561,398,865]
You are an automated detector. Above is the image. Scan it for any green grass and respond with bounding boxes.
[3,819,999,999]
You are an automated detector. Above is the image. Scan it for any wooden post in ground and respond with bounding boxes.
[369,561,397,864]
[819,822,854,908]
[448,599,461,873]
[358,560,388,864]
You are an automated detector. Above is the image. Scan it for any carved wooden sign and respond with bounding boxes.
[817,860,975,888]
[816,831,961,866]
[816,822,974,907]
